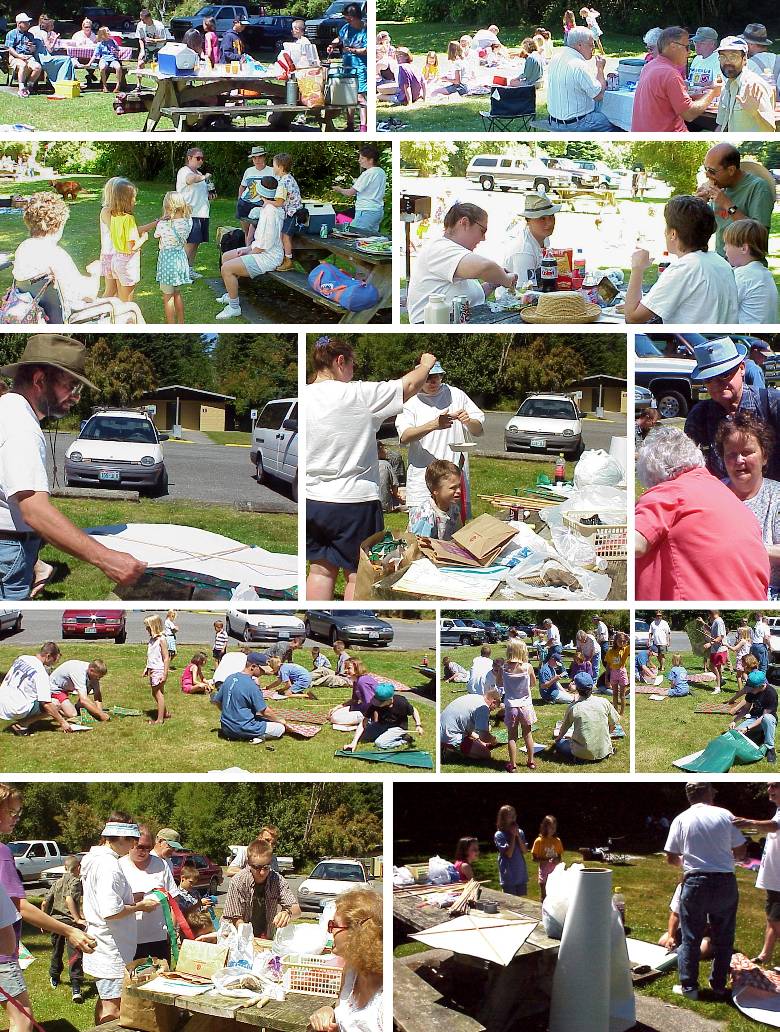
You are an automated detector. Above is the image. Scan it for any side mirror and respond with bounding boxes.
[282,418,298,432]
[159,433,170,441]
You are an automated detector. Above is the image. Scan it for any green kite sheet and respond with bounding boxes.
[674,730,765,773]
[334,749,434,769]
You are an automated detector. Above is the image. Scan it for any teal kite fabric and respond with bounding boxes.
[334,749,434,769]
[674,730,765,773]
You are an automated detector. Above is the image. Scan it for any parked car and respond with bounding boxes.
[304,0,367,55]
[459,618,498,643]
[440,618,485,646]
[0,609,22,635]
[635,384,657,415]
[297,857,369,912]
[250,397,298,501]
[226,846,294,874]
[569,158,618,188]
[168,851,223,895]
[9,841,67,883]
[482,620,508,641]
[768,617,780,666]
[62,609,127,643]
[465,154,574,193]
[634,619,650,651]
[170,4,283,44]
[504,393,583,457]
[41,853,86,888]
[226,608,305,642]
[81,6,135,31]
[304,610,394,646]
[64,408,168,494]
[635,333,701,419]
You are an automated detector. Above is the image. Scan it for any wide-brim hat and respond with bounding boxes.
[743,23,773,45]
[522,192,561,219]
[157,827,183,849]
[248,146,267,157]
[690,335,748,381]
[0,334,98,390]
[520,291,601,324]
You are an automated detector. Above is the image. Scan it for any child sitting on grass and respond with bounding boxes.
[453,836,479,881]
[408,459,462,540]
[531,815,563,902]
[311,646,332,671]
[344,682,422,751]
[667,653,691,697]
[266,656,316,698]
[568,651,591,680]
[180,652,211,695]
[442,656,469,683]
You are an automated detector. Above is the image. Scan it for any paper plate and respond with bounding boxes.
[449,442,476,452]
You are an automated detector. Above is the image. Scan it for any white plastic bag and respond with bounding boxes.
[541,862,584,939]
[217,918,254,968]
[393,865,414,887]
[573,450,624,489]
[503,558,612,601]
[550,525,606,572]
[428,855,457,884]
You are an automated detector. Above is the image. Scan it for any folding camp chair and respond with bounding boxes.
[14,274,144,325]
[479,84,536,131]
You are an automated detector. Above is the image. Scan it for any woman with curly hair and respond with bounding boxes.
[309,888,382,1032]
[11,191,100,320]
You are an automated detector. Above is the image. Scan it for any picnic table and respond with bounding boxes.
[466,302,623,325]
[127,67,358,132]
[393,885,559,1032]
[600,84,780,132]
[124,980,332,1031]
[263,231,390,323]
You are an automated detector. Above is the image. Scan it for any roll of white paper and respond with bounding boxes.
[609,906,636,1031]
[608,435,628,478]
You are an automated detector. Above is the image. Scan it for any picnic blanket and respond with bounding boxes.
[284,722,322,738]
[635,685,668,696]
[694,700,746,715]
[266,708,329,725]
[732,954,780,994]
[687,672,718,683]
[673,729,765,773]
[334,749,434,769]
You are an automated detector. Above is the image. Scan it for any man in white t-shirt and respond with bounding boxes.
[175,147,211,278]
[734,782,780,965]
[537,618,562,659]
[649,611,672,671]
[467,646,494,694]
[751,611,772,672]
[136,8,167,66]
[396,360,484,519]
[333,144,386,235]
[0,336,145,599]
[664,782,745,1000]
[472,25,500,49]
[0,642,73,734]
[49,658,109,722]
[688,27,722,85]
[406,201,517,324]
[119,825,180,962]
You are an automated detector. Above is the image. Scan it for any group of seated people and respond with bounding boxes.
[376,24,551,106]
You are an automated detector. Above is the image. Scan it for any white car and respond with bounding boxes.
[504,393,583,458]
[634,619,650,651]
[297,858,370,912]
[226,608,306,643]
[0,609,22,634]
[65,409,168,494]
[767,617,780,665]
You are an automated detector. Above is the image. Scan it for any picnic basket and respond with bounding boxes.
[281,954,343,997]
[562,512,628,559]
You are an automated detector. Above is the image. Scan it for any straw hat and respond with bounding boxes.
[520,291,601,324]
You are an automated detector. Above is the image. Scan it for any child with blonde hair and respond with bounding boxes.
[109,178,157,303]
[155,191,193,324]
[164,609,178,668]
[667,653,691,696]
[93,25,127,91]
[494,804,528,895]
[99,177,123,298]
[728,625,752,691]
[605,631,629,717]
[496,640,538,772]
[531,815,564,901]
[143,614,170,725]
[422,50,439,81]
[408,459,462,540]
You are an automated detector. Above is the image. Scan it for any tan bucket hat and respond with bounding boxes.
[0,334,99,389]
[520,291,601,323]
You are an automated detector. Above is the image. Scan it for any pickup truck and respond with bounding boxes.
[440,618,486,647]
[9,840,67,883]
[170,4,295,48]
[304,0,366,55]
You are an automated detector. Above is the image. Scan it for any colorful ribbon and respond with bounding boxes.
[150,889,194,967]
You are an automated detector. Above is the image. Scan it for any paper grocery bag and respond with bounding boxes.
[452,514,515,563]
[119,958,179,1032]
[176,939,229,980]
[354,531,420,601]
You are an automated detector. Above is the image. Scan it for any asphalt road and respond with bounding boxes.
[3,612,437,652]
[43,428,296,514]
[478,409,626,456]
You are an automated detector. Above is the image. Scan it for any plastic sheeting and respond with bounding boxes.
[673,729,765,773]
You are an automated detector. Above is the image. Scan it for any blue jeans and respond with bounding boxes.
[751,643,769,673]
[669,684,691,697]
[353,206,382,234]
[737,713,777,749]
[678,873,738,992]
[550,686,575,704]
[548,109,614,132]
[0,537,40,599]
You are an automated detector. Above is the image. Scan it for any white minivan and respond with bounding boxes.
[250,397,298,500]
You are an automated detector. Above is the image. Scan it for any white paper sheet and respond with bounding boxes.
[410,913,537,966]
[137,976,213,996]
[734,986,780,1027]
[393,559,501,601]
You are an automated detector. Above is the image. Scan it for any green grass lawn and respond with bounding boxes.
[394,851,768,1030]
[37,497,296,600]
[0,643,435,773]
[0,83,147,132]
[202,430,252,447]
[439,645,630,774]
[635,650,778,773]
[378,24,643,131]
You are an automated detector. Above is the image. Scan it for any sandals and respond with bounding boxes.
[505,763,517,773]
[527,761,537,770]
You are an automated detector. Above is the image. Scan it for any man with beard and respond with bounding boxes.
[715,36,776,133]
[0,335,145,598]
[395,360,484,520]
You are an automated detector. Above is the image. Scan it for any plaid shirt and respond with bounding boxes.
[684,385,780,481]
[221,867,296,930]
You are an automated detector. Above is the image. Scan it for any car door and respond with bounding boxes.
[216,7,237,34]
[254,400,289,476]
[277,402,298,483]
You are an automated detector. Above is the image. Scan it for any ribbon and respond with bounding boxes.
[150,889,193,967]
[0,986,47,1032]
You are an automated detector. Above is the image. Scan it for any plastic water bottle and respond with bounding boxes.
[572,248,586,283]
[320,223,328,239]
[423,293,451,324]
[658,251,671,274]
[554,453,565,486]
[613,887,626,926]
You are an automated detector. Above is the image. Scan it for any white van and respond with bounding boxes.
[465,155,574,193]
[250,397,298,501]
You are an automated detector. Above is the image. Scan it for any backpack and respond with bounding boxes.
[307,262,379,312]
[0,279,49,324]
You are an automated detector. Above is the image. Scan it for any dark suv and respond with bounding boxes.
[635,333,702,419]
[304,0,366,54]
[81,7,135,31]
[169,851,223,896]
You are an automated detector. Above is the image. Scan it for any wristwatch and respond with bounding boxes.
[726,205,738,216]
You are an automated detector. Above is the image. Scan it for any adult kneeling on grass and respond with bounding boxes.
[210,651,289,744]
[440,687,501,762]
[550,671,621,762]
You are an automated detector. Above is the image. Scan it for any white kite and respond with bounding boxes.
[410,913,538,966]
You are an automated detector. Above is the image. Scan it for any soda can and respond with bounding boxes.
[320,224,329,239]
[451,295,470,323]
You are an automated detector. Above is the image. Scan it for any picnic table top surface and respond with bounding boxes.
[292,231,391,264]
[467,302,622,325]
[128,66,285,83]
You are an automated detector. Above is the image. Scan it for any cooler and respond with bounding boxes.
[157,43,197,76]
[326,66,358,105]
[300,201,336,235]
[617,57,645,87]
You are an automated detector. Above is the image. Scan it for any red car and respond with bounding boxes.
[169,852,223,895]
[61,609,127,644]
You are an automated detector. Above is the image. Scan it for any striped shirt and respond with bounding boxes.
[546,45,602,120]
[684,385,780,481]
[222,867,296,930]
[213,629,228,652]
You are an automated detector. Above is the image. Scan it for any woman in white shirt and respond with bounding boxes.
[309,889,382,1032]
[305,337,436,600]
[333,144,387,235]
[734,782,780,966]
[625,195,738,324]
[723,218,779,324]
[12,192,100,321]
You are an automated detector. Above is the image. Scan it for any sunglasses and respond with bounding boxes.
[248,862,272,872]
[327,920,350,934]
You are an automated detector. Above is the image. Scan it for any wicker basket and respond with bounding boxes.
[282,954,343,997]
[562,512,628,559]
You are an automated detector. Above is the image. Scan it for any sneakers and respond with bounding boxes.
[216,292,230,304]
[216,303,241,320]
[707,982,731,1002]
[768,748,777,764]
[11,724,32,736]
[672,985,698,1001]
[249,736,267,744]
[276,257,294,272]
[72,989,84,1003]
[50,976,60,989]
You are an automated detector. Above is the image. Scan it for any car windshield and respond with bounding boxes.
[7,843,29,856]
[636,621,650,632]
[200,6,220,16]
[311,862,364,881]
[81,417,157,444]
[340,611,375,618]
[516,399,576,420]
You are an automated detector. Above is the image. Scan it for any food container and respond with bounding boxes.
[53,80,81,98]
[327,67,358,105]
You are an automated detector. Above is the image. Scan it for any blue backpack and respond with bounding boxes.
[307,262,379,312]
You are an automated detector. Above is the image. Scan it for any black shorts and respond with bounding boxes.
[306,499,383,573]
[236,197,257,221]
[187,216,209,244]
[766,889,780,921]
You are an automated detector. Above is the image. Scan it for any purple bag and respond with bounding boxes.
[307,262,379,312]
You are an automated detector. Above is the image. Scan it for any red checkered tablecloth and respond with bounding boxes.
[56,43,133,62]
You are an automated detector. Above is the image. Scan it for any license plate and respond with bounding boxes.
[369,632,379,639]
[99,471,121,482]
[530,438,547,448]
[85,627,97,634]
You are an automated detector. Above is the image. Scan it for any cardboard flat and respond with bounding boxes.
[452,514,516,563]
[418,537,503,569]
[176,940,229,979]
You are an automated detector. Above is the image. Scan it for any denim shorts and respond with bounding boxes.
[281,213,299,236]
[95,976,124,999]
[0,959,27,998]
[0,536,40,599]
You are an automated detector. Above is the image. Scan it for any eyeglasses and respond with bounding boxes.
[327,920,350,934]
[192,155,204,161]
[703,165,722,176]
[668,40,690,50]
[134,844,152,852]
[248,862,272,872]
[53,374,83,398]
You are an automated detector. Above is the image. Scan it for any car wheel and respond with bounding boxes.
[460,635,470,646]
[499,186,510,192]
[256,456,266,484]
[153,468,169,497]
[291,474,298,502]
[12,615,22,632]
[480,176,494,191]
[121,19,133,30]
[303,620,312,640]
[115,628,127,644]
[243,626,253,643]
[208,875,220,895]
[656,390,688,419]
[330,627,341,646]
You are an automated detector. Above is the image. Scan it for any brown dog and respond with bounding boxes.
[49,180,83,200]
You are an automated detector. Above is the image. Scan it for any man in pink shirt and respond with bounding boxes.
[632,26,720,131]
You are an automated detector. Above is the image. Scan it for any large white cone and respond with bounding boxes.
[609,902,636,1031]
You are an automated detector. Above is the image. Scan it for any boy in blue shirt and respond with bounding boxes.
[267,656,316,698]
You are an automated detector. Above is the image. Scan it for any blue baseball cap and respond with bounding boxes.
[428,361,445,375]
[372,682,395,703]
[747,670,767,689]
[246,652,267,665]
[573,672,594,691]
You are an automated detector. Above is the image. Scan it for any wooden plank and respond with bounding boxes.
[264,268,344,312]
[238,992,333,1031]
[393,959,486,1032]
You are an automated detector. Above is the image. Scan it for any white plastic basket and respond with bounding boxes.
[281,954,343,997]
[562,512,628,559]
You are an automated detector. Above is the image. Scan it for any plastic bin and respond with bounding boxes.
[53,80,81,98]
[562,512,628,559]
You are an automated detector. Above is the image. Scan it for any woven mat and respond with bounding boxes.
[732,953,780,993]
[635,685,668,696]
[110,706,142,717]
[695,701,746,715]
[688,672,717,683]
[285,722,322,738]
[268,708,329,725]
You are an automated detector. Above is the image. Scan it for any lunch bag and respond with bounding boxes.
[307,262,379,312]
[0,281,48,324]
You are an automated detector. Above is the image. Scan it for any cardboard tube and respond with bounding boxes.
[609,905,636,1031]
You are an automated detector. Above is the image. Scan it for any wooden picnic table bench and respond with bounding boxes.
[160,101,359,132]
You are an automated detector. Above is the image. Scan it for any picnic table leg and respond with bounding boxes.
[143,77,170,132]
